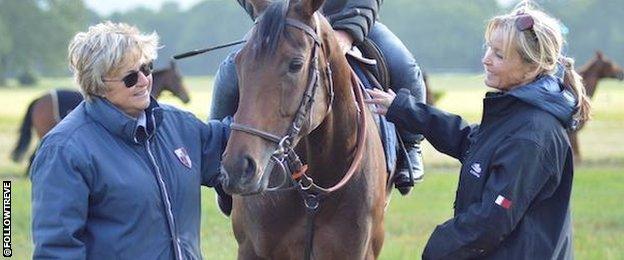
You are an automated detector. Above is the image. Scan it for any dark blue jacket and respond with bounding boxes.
[30,97,229,259]
[387,75,576,259]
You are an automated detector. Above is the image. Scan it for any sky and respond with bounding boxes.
[83,0,204,15]
[84,0,515,15]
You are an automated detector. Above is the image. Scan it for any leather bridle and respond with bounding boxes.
[230,13,367,196]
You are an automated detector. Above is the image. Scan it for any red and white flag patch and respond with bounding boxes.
[495,195,512,209]
[174,147,192,169]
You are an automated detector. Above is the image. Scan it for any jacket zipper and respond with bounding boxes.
[145,115,183,260]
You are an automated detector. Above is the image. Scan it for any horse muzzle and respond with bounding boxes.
[220,155,270,195]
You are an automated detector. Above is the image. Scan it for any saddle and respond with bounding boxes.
[346,38,390,91]
[346,39,398,184]
[51,89,84,123]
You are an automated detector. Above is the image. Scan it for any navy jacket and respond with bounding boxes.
[387,75,576,259]
[237,0,382,44]
[30,97,229,259]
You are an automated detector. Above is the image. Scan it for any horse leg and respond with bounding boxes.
[369,219,385,259]
[568,131,581,162]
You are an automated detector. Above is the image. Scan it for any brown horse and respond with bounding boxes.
[220,0,389,259]
[569,51,623,160]
[11,60,190,165]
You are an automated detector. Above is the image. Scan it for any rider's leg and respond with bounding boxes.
[367,22,426,195]
[209,50,240,120]
[210,50,240,216]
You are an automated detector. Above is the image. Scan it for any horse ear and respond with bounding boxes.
[292,0,325,19]
[238,0,270,20]
[596,50,604,60]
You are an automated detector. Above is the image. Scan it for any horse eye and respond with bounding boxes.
[289,59,304,73]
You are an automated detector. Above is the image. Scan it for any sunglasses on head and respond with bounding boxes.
[103,62,154,88]
[515,14,534,32]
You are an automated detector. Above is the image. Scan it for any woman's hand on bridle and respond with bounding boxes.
[365,88,396,115]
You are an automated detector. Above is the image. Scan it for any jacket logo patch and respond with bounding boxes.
[495,195,512,209]
[174,147,192,169]
[469,163,482,178]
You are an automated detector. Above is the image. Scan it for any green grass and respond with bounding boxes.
[1,74,622,259]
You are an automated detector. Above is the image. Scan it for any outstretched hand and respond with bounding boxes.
[365,88,396,115]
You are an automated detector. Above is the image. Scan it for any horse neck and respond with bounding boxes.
[151,70,166,99]
[303,56,360,185]
[579,61,601,98]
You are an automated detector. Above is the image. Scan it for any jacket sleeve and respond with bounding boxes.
[422,138,554,259]
[30,144,89,260]
[200,116,231,187]
[386,88,476,161]
[327,0,382,44]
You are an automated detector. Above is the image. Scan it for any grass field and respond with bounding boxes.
[1,74,622,259]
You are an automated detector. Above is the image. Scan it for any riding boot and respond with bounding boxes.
[394,139,425,195]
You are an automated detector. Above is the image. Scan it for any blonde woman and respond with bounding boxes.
[30,22,229,259]
[366,3,589,259]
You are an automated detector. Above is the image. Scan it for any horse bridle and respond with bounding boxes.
[230,13,369,260]
[230,14,330,191]
[230,13,366,196]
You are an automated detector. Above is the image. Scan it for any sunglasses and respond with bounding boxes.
[103,62,154,88]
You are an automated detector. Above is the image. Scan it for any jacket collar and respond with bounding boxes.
[85,96,163,144]
[480,75,577,128]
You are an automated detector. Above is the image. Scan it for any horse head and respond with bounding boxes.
[152,60,191,103]
[593,51,624,81]
[221,0,338,195]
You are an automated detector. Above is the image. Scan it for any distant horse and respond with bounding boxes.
[219,0,389,259]
[11,60,190,165]
[422,71,437,105]
[570,51,623,160]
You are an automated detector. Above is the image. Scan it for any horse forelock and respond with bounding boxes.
[251,1,290,58]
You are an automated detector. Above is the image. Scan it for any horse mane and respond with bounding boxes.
[251,1,290,58]
[577,54,600,75]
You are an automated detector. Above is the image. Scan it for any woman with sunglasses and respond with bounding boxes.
[366,3,590,259]
[30,22,229,259]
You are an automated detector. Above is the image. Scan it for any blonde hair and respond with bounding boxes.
[484,1,591,124]
[68,22,159,100]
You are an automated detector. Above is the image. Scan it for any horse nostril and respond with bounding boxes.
[243,156,257,180]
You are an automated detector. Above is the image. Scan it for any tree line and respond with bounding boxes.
[0,0,621,84]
